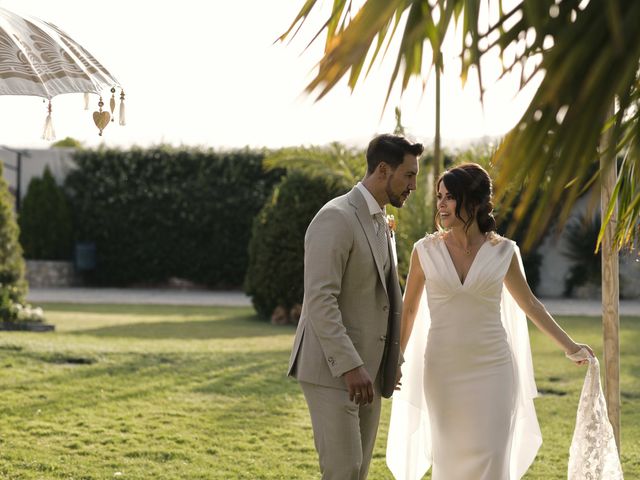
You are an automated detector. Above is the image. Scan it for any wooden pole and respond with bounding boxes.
[432,57,442,226]
[600,103,620,451]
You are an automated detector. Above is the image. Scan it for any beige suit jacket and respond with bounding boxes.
[288,187,403,398]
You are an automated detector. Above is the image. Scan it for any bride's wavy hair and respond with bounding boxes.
[435,163,497,234]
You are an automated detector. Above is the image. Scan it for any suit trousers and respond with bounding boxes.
[300,378,382,480]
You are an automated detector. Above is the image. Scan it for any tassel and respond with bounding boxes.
[84,92,90,110]
[109,87,116,122]
[119,89,126,126]
[42,100,56,141]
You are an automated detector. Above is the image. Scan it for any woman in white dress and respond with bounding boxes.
[387,163,593,480]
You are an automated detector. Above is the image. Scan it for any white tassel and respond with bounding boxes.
[109,87,116,122]
[84,92,90,110]
[42,101,56,141]
[119,90,126,126]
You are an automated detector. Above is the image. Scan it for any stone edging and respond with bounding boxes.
[0,322,55,332]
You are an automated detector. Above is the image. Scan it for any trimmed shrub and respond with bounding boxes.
[264,145,443,287]
[0,162,28,321]
[19,166,73,260]
[245,171,346,319]
[64,146,281,287]
[563,214,601,296]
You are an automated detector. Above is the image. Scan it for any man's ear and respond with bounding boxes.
[377,161,389,178]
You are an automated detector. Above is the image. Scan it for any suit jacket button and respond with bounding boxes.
[380,335,386,341]
[327,356,335,365]
[383,305,389,312]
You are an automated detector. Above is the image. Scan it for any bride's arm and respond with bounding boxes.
[503,253,576,351]
[504,252,594,361]
[400,247,426,352]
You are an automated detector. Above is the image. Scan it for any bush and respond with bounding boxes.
[19,166,73,260]
[64,146,281,287]
[51,137,83,149]
[0,162,28,321]
[0,291,44,323]
[563,214,601,296]
[264,145,444,286]
[245,171,346,319]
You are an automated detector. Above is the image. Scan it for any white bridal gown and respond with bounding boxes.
[387,231,542,480]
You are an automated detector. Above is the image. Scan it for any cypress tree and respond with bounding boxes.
[0,162,27,320]
[19,166,73,260]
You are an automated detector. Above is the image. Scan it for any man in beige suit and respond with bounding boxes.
[288,134,423,479]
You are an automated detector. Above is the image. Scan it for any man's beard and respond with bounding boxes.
[386,177,409,208]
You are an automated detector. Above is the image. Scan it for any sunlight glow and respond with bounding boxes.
[0,0,536,150]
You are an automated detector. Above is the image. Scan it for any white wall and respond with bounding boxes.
[1,147,76,198]
[536,187,640,298]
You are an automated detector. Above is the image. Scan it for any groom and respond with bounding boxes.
[288,134,423,479]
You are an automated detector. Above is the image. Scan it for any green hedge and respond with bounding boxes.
[19,166,73,260]
[245,171,346,318]
[0,162,27,321]
[64,147,281,287]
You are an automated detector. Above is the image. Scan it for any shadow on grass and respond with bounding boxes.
[40,303,255,318]
[621,318,640,397]
[0,348,300,416]
[70,316,296,340]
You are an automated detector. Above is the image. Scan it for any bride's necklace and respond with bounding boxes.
[447,233,487,255]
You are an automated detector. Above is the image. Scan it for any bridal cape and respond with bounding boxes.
[567,348,624,479]
[386,235,541,479]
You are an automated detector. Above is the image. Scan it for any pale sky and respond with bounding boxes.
[0,0,536,150]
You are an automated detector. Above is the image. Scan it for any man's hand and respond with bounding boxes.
[343,366,374,405]
[394,365,403,391]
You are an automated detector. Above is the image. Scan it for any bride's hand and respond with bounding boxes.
[565,343,595,366]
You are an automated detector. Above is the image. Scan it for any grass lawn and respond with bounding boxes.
[0,304,638,479]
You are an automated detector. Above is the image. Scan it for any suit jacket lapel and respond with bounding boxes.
[348,188,388,295]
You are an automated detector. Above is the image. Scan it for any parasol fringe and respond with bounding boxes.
[119,90,126,126]
[84,93,90,110]
[42,100,56,141]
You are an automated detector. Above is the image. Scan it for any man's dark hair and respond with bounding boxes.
[365,134,424,174]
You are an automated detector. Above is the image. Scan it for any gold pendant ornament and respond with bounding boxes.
[93,96,111,135]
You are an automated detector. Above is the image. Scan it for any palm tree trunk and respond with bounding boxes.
[432,60,442,224]
[600,103,621,452]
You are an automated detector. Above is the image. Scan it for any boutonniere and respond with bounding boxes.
[386,214,397,236]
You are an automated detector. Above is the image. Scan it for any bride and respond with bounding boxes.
[387,163,593,480]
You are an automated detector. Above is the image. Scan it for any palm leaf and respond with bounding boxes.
[263,143,365,190]
[279,0,640,251]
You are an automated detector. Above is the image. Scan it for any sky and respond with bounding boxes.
[0,0,537,150]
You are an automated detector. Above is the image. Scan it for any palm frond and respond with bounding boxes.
[280,0,640,251]
[264,143,365,190]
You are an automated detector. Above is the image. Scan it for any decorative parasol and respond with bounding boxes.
[0,6,125,139]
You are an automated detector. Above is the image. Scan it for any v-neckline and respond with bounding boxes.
[440,235,491,287]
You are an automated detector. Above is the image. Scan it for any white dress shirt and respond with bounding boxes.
[355,182,397,267]
[356,182,386,234]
